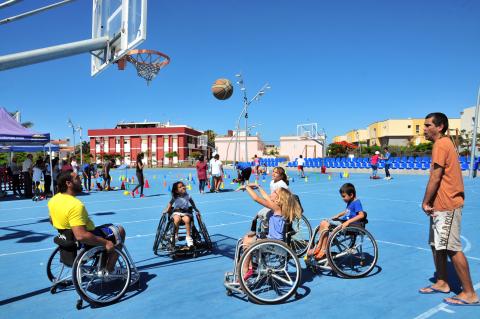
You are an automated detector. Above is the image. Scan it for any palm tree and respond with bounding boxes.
[8,110,33,128]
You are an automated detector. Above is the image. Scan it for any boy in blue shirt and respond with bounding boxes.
[307,183,365,260]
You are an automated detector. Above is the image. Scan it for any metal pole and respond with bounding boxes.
[0,0,23,10]
[469,86,480,178]
[79,127,83,166]
[0,36,108,71]
[0,0,76,25]
[245,100,248,163]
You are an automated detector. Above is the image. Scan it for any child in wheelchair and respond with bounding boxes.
[238,184,302,279]
[163,181,201,247]
[307,183,365,261]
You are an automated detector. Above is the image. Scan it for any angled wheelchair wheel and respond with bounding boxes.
[237,240,301,304]
[72,246,131,306]
[153,214,168,253]
[326,226,378,278]
[289,215,312,257]
[198,219,213,250]
[47,247,73,291]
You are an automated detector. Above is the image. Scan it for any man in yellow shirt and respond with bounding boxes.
[49,170,126,273]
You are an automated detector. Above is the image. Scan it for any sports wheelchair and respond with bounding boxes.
[254,194,312,257]
[304,213,378,278]
[153,208,213,258]
[46,227,140,309]
[224,218,302,304]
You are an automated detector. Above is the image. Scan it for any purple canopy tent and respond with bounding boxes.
[0,107,55,194]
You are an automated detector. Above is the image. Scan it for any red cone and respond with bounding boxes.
[120,181,125,190]
[135,188,139,195]
[144,179,150,188]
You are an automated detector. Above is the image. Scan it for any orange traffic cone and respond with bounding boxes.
[144,179,150,188]
[163,180,167,188]
[121,181,125,190]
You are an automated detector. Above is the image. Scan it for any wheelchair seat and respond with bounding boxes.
[53,229,79,267]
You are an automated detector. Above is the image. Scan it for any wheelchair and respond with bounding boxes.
[153,208,213,259]
[46,227,140,309]
[304,213,378,278]
[255,194,312,257]
[224,219,302,304]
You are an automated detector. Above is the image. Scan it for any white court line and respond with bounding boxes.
[413,282,480,319]
[377,240,480,261]
[0,219,251,257]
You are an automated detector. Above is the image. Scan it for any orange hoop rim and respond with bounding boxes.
[126,49,170,67]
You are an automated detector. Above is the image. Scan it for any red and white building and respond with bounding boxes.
[88,121,206,166]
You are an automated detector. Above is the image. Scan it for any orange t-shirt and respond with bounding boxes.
[430,137,464,210]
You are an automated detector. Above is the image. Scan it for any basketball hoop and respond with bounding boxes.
[117,49,170,85]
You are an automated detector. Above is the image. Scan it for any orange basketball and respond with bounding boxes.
[212,78,233,100]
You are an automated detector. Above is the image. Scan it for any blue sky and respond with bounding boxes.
[1,0,479,145]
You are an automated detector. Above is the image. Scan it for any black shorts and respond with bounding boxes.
[240,167,252,181]
[91,224,120,245]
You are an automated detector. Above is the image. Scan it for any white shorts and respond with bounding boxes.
[428,207,463,251]
[172,211,193,218]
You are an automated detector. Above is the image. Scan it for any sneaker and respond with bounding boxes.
[186,236,194,247]
[140,194,145,198]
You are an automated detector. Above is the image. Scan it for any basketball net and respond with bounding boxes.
[118,49,170,85]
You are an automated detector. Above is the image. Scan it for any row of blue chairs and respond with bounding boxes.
[286,157,480,171]
[249,158,287,167]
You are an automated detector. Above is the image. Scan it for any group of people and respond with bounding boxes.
[42,112,477,307]
[195,154,224,193]
[369,148,392,179]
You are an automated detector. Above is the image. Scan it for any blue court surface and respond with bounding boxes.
[1,168,479,319]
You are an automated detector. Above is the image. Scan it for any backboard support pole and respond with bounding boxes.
[0,0,77,25]
[0,36,109,71]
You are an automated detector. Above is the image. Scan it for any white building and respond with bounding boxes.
[215,130,265,162]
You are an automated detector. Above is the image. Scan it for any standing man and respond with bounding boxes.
[297,154,305,178]
[103,158,114,191]
[22,154,33,198]
[419,112,478,306]
[383,147,392,180]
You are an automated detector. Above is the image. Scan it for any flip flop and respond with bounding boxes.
[444,296,480,306]
[418,285,450,294]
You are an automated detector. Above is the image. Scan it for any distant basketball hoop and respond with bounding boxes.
[117,49,170,85]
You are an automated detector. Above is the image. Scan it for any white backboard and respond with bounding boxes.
[91,0,147,76]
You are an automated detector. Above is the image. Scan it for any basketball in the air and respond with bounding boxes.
[212,78,233,100]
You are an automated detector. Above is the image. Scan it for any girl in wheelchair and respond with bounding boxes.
[239,184,302,279]
[164,181,201,247]
[307,183,365,260]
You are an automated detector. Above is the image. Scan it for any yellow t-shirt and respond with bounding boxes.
[48,193,95,231]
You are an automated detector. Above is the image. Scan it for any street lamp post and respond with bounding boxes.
[234,73,270,165]
[76,126,83,166]
[67,119,76,158]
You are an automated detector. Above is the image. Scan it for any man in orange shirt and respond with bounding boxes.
[419,112,478,306]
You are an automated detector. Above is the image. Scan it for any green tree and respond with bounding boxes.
[165,151,178,167]
[327,143,346,156]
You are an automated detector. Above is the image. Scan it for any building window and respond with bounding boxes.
[115,138,120,153]
[141,137,148,153]
[103,138,109,153]
[408,125,411,129]
[124,138,130,152]
[415,125,420,134]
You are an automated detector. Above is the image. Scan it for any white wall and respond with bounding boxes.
[215,136,264,162]
[279,136,324,160]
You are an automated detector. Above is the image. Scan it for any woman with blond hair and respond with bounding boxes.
[239,184,302,279]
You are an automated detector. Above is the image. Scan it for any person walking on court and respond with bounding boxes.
[297,154,305,178]
[382,147,392,180]
[131,153,145,198]
[419,112,478,306]
[196,155,208,194]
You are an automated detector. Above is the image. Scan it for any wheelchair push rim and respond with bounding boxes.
[237,240,301,304]
[326,226,378,278]
[72,246,131,306]
[289,214,312,257]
